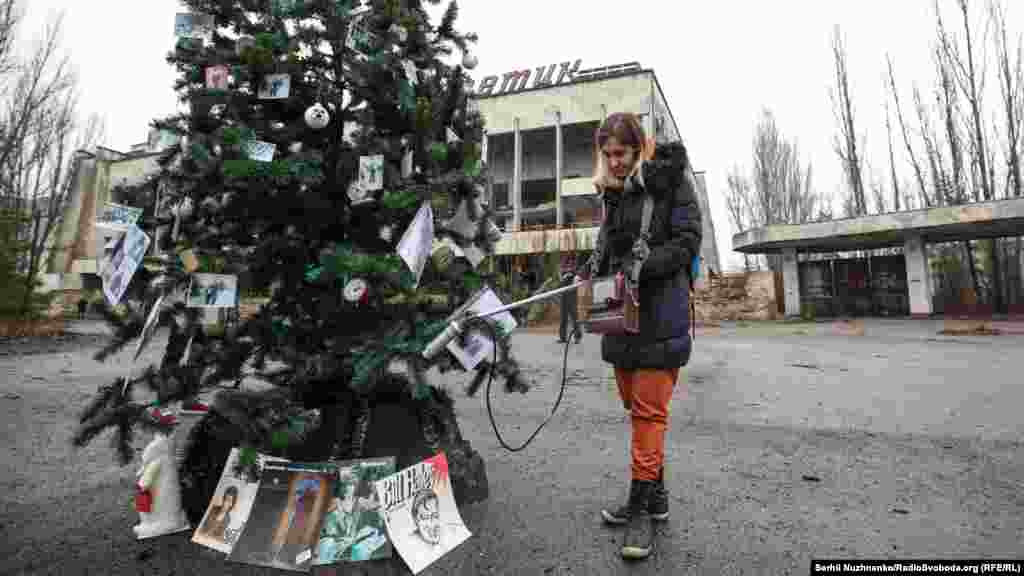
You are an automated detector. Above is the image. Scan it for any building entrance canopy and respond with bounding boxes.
[732,197,1024,255]
[730,197,1024,318]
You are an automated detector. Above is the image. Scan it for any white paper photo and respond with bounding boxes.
[359,155,384,191]
[246,141,276,162]
[396,202,434,288]
[100,224,151,307]
[187,274,238,308]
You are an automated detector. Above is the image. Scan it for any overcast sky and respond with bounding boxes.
[18,0,1024,270]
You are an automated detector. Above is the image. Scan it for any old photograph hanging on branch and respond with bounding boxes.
[187,274,238,308]
[245,140,277,162]
[258,73,291,99]
[174,13,214,43]
[95,201,143,232]
[373,453,471,575]
[205,65,230,90]
[100,224,151,307]
[359,154,384,191]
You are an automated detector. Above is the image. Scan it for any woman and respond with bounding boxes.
[575,113,702,560]
[200,485,239,542]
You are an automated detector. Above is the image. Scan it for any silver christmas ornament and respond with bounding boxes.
[271,121,286,130]
[304,102,330,130]
[289,141,303,154]
[461,52,478,70]
[379,225,393,242]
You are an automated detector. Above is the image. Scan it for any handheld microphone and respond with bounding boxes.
[421,281,585,361]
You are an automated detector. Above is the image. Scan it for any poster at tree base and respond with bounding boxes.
[373,453,471,575]
[227,462,336,572]
[192,448,287,554]
[313,457,396,566]
[100,224,150,306]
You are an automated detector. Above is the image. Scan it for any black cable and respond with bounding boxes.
[472,317,575,453]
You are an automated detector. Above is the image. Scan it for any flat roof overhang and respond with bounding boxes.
[732,197,1024,254]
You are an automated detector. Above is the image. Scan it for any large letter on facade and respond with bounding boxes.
[556,59,582,84]
[533,64,556,89]
[501,69,532,94]
[477,75,499,97]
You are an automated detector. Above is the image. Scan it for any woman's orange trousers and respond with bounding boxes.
[614,367,681,481]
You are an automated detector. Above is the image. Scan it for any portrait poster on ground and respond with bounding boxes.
[313,457,396,566]
[373,453,471,575]
[227,461,336,572]
[191,448,287,555]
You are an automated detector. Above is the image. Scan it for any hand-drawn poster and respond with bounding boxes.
[227,462,336,572]
[314,457,396,566]
[100,224,150,306]
[192,448,284,555]
[374,453,471,575]
[187,274,238,308]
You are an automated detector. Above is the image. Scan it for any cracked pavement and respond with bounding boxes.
[2,319,1023,575]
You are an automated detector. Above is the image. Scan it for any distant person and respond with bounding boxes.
[77,298,87,320]
[558,257,580,344]
[574,113,702,561]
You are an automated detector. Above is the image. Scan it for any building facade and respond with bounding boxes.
[470,61,720,287]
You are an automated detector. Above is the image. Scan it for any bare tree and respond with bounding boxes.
[0,1,102,317]
[831,26,867,217]
[883,95,901,211]
[887,56,932,208]
[726,167,754,271]
[729,109,826,271]
[990,0,1022,199]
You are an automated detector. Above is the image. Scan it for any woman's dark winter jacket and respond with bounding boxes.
[581,142,703,370]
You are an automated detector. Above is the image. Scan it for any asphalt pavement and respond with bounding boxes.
[2,319,1023,575]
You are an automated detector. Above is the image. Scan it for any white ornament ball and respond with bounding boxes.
[462,52,478,70]
[344,278,370,305]
[304,103,330,130]
[379,225,393,242]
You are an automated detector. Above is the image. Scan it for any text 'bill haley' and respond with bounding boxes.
[379,461,433,512]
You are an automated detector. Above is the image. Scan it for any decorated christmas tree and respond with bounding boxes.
[72,0,530,527]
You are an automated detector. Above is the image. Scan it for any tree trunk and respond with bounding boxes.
[963,241,979,301]
[991,238,1004,314]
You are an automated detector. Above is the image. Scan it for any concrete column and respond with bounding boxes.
[482,131,491,207]
[782,248,801,318]
[904,235,933,318]
[512,118,522,232]
[555,113,563,229]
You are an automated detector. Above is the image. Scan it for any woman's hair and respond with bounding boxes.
[593,113,647,187]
